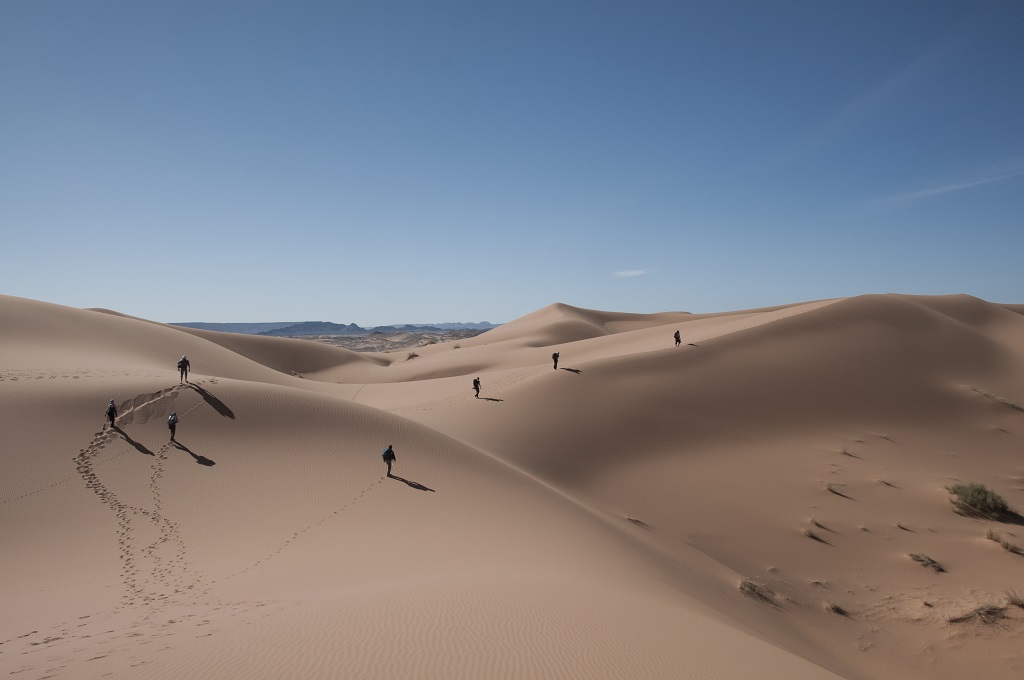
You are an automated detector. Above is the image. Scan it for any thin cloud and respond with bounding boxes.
[803,43,953,152]
[613,270,648,278]
[869,162,1024,208]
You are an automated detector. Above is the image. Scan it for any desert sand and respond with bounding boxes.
[2,292,1023,679]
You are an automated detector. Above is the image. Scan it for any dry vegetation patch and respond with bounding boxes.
[909,553,945,573]
[948,604,1007,625]
[739,579,775,605]
[970,386,1024,412]
[985,528,1023,555]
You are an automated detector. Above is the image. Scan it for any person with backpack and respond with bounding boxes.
[382,444,396,477]
[105,400,117,428]
[472,377,481,398]
[552,351,559,370]
[168,411,179,441]
[177,355,190,384]
[674,330,681,347]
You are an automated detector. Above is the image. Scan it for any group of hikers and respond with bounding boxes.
[469,331,683,400]
[105,355,188,442]
[105,332,688,477]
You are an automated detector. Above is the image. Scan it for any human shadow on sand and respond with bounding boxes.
[560,367,583,374]
[113,426,154,456]
[173,441,216,466]
[387,474,434,492]
[481,397,504,402]
[188,384,235,419]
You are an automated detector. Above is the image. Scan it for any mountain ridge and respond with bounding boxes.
[172,320,500,336]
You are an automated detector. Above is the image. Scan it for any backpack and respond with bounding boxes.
[177,359,184,370]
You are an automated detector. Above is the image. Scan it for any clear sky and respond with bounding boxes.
[2,1,1022,326]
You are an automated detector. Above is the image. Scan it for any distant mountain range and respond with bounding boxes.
[172,320,500,336]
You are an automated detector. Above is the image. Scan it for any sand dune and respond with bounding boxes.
[2,292,1023,679]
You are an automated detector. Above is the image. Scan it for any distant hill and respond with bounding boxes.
[172,320,500,337]
[259,321,367,337]
[260,321,499,337]
[171,322,300,334]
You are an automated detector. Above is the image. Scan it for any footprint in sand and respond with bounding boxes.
[219,477,385,582]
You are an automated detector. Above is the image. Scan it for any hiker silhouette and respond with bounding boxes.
[552,352,559,370]
[177,355,190,384]
[382,444,396,477]
[473,377,481,398]
[167,411,179,441]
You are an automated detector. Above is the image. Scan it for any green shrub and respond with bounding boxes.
[946,483,1014,519]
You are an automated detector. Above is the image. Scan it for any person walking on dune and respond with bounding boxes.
[552,351,559,370]
[167,411,179,442]
[674,330,681,347]
[106,400,117,428]
[178,355,190,384]
[382,444,396,477]
[473,377,481,398]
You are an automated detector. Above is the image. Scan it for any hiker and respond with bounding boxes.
[473,377,481,398]
[106,400,117,428]
[177,355,190,384]
[167,411,179,441]
[674,330,681,347]
[382,444,396,476]
[552,351,559,370]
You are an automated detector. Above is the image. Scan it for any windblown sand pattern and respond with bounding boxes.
[2,292,1023,679]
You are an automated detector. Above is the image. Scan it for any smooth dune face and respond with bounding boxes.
[2,292,1023,679]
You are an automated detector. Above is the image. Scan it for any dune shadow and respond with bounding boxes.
[1004,512,1024,526]
[560,367,583,374]
[188,384,235,419]
[826,484,855,500]
[626,517,652,531]
[387,474,434,492]
[113,426,154,456]
[959,509,1024,526]
[173,441,216,466]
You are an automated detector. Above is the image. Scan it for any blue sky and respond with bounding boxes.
[2,1,1022,325]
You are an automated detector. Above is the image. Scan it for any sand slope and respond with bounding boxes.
[3,293,1023,679]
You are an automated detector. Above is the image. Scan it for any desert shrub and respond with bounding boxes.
[947,483,1013,519]
[825,601,849,616]
[909,553,945,573]
[406,352,419,360]
[985,529,1024,554]
[739,579,774,605]
[1005,591,1024,609]
[948,604,1007,624]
